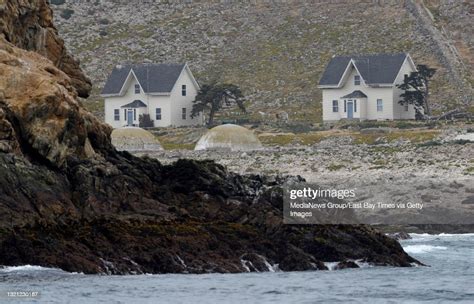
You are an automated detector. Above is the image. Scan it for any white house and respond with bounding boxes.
[318,53,418,122]
[101,63,203,128]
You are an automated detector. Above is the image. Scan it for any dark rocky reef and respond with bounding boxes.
[0,0,420,274]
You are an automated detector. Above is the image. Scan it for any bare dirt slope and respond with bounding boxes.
[51,0,473,120]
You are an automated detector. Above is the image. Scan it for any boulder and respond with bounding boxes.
[334,260,360,270]
[195,124,262,151]
[111,127,163,152]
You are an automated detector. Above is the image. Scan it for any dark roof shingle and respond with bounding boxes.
[319,53,408,86]
[341,90,368,98]
[102,63,186,95]
[121,100,147,108]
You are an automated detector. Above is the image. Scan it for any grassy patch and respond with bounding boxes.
[327,163,345,171]
[259,131,330,146]
[352,130,440,145]
[464,167,474,175]
[159,141,195,150]
[258,133,296,146]
[418,140,442,147]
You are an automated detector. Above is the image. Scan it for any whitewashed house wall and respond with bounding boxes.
[102,64,203,128]
[319,53,418,122]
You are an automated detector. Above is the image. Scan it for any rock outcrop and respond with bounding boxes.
[0,0,420,274]
[0,0,91,97]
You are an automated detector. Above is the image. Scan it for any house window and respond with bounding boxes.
[332,100,338,112]
[404,74,408,82]
[135,84,140,94]
[156,108,162,120]
[182,108,187,120]
[124,109,127,120]
[377,99,383,112]
[354,75,361,86]
[405,104,409,111]
[114,109,120,121]
[344,100,347,112]
[182,85,187,96]
[133,109,136,120]
[354,100,357,112]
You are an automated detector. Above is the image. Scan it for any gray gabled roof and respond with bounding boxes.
[121,100,147,108]
[102,63,186,95]
[319,53,408,86]
[341,90,367,98]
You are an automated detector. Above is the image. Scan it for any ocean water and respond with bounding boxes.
[1,234,473,304]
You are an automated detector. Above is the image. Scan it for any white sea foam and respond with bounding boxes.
[403,245,448,254]
[324,260,372,270]
[323,262,339,271]
[409,233,474,239]
[0,265,57,272]
[354,260,373,268]
[176,255,187,269]
[240,259,252,272]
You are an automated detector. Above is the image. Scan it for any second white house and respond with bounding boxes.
[101,63,203,128]
[318,53,418,122]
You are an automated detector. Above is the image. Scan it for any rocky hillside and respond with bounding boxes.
[50,0,473,121]
[0,0,419,274]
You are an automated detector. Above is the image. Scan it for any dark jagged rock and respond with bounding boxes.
[387,232,412,240]
[0,0,421,274]
[334,260,359,270]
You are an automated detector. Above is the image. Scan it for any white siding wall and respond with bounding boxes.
[104,76,149,128]
[104,66,203,128]
[148,96,172,127]
[392,58,417,119]
[168,67,202,126]
[322,66,394,121]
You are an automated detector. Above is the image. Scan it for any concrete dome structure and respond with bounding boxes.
[195,124,262,151]
[111,127,163,152]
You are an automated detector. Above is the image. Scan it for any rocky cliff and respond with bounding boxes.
[0,0,419,274]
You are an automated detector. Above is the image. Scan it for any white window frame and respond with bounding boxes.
[114,109,120,121]
[182,108,187,120]
[134,84,140,94]
[404,104,409,111]
[354,75,361,86]
[181,85,187,96]
[377,99,383,112]
[156,108,162,120]
[332,100,338,112]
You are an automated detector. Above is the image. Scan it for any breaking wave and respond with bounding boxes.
[0,265,57,272]
[403,245,448,254]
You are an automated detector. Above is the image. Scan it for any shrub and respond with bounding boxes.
[60,9,75,20]
[50,0,66,5]
[99,18,110,25]
[452,139,471,145]
[139,114,154,128]
[418,140,442,147]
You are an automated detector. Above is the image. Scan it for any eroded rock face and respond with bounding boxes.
[0,0,91,97]
[0,34,112,167]
[0,0,420,274]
